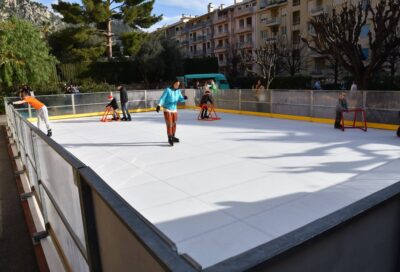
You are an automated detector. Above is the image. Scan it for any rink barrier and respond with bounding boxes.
[4,100,198,272]
[25,105,398,131]
[9,89,398,131]
[4,90,400,271]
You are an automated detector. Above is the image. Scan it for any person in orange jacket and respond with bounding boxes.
[12,90,52,137]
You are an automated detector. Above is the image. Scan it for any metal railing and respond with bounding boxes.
[191,89,400,125]
[4,90,197,272]
[4,88,399,271]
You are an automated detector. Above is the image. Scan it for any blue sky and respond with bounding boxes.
[37,0,234,31]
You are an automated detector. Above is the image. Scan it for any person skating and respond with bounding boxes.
[11,90,52,136]
[106,95,120,120]
[118,84,131,121]
[334,92,348,129]
[156,79,187,146]
[200,89,214,119]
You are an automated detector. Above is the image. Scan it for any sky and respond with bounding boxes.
[36,0,235,31]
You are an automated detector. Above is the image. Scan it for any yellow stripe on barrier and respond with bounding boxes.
[185,106,398,131]
[27,106,398,131]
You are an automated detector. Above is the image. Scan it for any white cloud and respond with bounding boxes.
[156,0,235,14]
[145,15,182,33]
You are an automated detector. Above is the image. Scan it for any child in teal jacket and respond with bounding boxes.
[156,79,187,146]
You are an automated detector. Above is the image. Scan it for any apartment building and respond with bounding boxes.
[161,15,194,58]
[212,0,258,74]
[160,0,385,81]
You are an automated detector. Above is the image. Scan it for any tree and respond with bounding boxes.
[48,26,106,63]
[121,31,147,56]
[135,35,164,86]
[279,40,308,76]
[253,43,280,90]
[52,0,161,60]
[0,17,57,88]
[304,0,400,90]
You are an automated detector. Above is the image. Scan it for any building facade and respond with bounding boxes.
[159,0,389,82]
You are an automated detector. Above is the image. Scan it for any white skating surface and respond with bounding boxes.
[51,110,400,268]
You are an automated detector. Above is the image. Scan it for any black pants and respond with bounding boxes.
[334,111,342,128]
[121,102,131,120]
[201,107,208,119]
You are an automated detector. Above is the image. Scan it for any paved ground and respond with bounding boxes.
[0,127,39,271]
[51,110,400,268]
[0,115,6,125]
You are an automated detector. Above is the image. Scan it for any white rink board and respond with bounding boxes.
[51,110,400,269]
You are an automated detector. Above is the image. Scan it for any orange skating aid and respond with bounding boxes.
[101,106,120,122]
[198,104,221,121]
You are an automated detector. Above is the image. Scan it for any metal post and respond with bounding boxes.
[238,89,242,111]
[310,90,314,117]
[71,94,76,115]
[270,90,273,113]
[28,104,32,119]
[362,91,367,109]
[76,172,102,272]
[144,90,147,109]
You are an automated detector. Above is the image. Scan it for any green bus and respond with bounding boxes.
[177,73,230,90]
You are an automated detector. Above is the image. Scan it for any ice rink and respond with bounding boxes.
[51,110,400,269]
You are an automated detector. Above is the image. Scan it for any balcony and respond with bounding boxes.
[310,6,325,16]
[181,40,189,46]
[214,30,230,38]
[264,36,278,43]
[188,21,210,31]
[310,69,327,78]
[235,25,254,34]
[237,41,253,49]
[308,25,316,36]
[215,15,229,23]
[214,44,230,52]
[265,0,288,9]
[264,17,281,27]
[218,59,228,66]
[234,6,255,17]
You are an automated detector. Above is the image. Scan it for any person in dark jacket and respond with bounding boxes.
[334,92,348,129]
[118,84,131,121]
[106,95,119,120]
[200,90,214,119]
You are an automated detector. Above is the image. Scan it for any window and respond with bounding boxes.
[260,0,267,8]
[239,19,245,28]
[292,30,301,44]
[261,30,268,40]
[240,35,245,43]
[219,54,224,61]
[246,17,252,26]
[218,25,223,33]
[281,26,287,35]
[207,42,211,49]
[218,40,223,47]
[190,46,193,52]
[246,33,252,42]
[293,11,300,25]
[224,24,229,32]
[360,24,370,38]
[293,0,300,6]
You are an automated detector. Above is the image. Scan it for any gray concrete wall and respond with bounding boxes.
[251,196,400,272]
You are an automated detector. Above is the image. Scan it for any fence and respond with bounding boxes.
[10,89,400,126]
[4,89,400,271]
[191,89,400,125]
[4,93,196,272]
